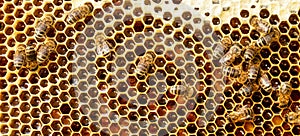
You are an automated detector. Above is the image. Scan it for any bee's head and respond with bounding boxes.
[284,113,297,122]
[44,15,55,25]
[15,65,21,70]
[221,36,232,46]
[84,2,94,12]
[145,52,155,61]
[46,39,57,49]
[17,44,26,51]
[249,15,259,26]
[95,33,105,41]
[226,112,239,122]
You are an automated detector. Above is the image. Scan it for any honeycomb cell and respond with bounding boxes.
[239,9,249,18]
[289,14,299,24]
[268,15,279,25]
[221,24,231,34]
[259,8,270,18]
[279,35,290,45]
[289,53,299,64]
[115,33,125,43]
[230,17,241,28]
[211,18,221,27]
[54,9,64,18]
[279,21,290,33]
[279,47,290,58]
[105,15,115,24]
[123,15,134,25]
[4,3,14,13]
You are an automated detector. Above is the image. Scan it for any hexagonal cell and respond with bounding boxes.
[259,8,270,18]
[61,127,71,136]
[123,14,134,25]
[114,33,125,43]
[112,8,124,18]
[18,79,29,89]
[20,113,31,124]
[279,21,290,33]
[50,97,61,108]
[268,14,279,25]
[60,103,71,114]
[228,17,241,28]
[288,14,299,24]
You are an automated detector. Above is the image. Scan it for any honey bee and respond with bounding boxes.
[65,2,94,25]
[250,16,274,34]
[258,73,272,93]
[35,15,55,41]
[244,45,259,61]
[14,45,26,70]
[238,83,254,97]
[278,82,292,108]
[248,63,260,82]
[37,39,56,65]
[254,32,277,48]
[213,36,232,60]
[285,106,300,124]
[95,33,113,57]
[222,66,242,78]
[25,43,38,70]
[135,53,154,78]
[169,83,196,98]
[227,105,253,122]
[219,43,243,65]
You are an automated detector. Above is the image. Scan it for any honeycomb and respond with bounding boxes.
[0,0,300,135]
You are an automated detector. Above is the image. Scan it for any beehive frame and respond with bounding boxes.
[0,0,300,135]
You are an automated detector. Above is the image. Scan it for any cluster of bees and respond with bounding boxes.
[13,2,94,70]
[213,16,297,123]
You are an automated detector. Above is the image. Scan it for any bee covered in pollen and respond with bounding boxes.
[65,2,94,25]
